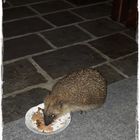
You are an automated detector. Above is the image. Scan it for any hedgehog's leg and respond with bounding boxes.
[80,110,87,115]
[80,111,83,114]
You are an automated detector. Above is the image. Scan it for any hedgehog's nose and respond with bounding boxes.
[44,114,54,126]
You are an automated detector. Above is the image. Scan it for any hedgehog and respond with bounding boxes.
[44,68,107,125]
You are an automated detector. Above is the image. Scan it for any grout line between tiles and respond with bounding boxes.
[4,17,102,40]
[3,34,137,65]
[69,0,111,10]
[37,33,57,49]
[62,0,76,7]
[4,21,129,41]
[75,24,97,39]
[105,16,127,28]
[3,0,54,9]
[3,49,136,98]
[3,7,85,24]
[120,31,137,42]
[110,51,138,62]
[3,49,54,65]
[3,38,95,65]
[4,32,40,41]
[86,43,111,61]
[2,82,49,98]
[3,15,39,23]
[3,77,63,98]
[91,61,109,68]
[3,10,108,23]
[27,5,57,28]
[3,9,109,25]
[28,58,54,81]
[3,53,137,98]
[85,29,129,40]
[107,63,129,78]
[3,0,110,11]
[68,10,87,20]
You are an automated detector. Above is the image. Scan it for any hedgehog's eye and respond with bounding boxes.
[51,114,55,118]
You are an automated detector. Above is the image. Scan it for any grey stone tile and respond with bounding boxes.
[79,18,126,37]
[43,11,83,26]
[3,17,52,38]
[33,44,106,78]
[30,0,73,14]
[2,88,50,124]
[3,6,37,21]
[93,64,125,85]
[66,0,108,6]
[111,53,138,77]
[41,25,91,47]
[4,34,52,61]
[3,59,46,94]
[8,0,47,6]
[89,33,138,59]
[72,3,111,19]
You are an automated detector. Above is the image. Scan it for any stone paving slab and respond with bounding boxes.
[94,64,125,84]
[30,0,73,14]
[4,34,52,61]
[72,3,112,19]
[79,18,126,37]
[3,88,49,124]
[41,25,92,47]
[33,44,106,78]
[3,60,47,94]
[3,6,37,21]
[43,10,83,26]
[89,33,137,59]
[111,53,138,77]
[3,17,53,38]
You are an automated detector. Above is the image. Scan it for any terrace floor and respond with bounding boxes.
[2,0,138,130]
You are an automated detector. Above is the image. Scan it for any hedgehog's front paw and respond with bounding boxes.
[80,111,86,115]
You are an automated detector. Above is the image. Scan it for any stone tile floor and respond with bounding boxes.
[2,0,138,124]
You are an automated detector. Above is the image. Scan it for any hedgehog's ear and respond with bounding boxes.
[58,100,63,108]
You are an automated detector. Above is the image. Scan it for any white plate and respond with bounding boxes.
[25,103,71,135]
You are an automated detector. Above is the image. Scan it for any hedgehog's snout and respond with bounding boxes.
[44,111,56,125]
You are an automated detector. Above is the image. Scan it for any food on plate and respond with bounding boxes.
[32,107,53,132]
